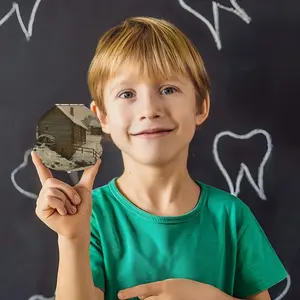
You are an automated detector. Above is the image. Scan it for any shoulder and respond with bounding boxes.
[198,180,249,214]
[92,180,114,202]
[91,178,118,218]
[196,180,253,234]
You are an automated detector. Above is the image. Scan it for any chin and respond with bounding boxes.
[120,140,190,166]
[132,149,185,166]
[137,156,171,166]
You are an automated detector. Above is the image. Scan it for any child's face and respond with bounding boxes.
[92,63,209,165]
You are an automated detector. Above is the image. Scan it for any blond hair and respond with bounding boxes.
[88,16,210,114]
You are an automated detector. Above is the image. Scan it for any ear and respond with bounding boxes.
[195,93,210,126]
[90,101,110,134]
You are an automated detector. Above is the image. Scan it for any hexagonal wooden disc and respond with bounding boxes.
[33,104,103,172]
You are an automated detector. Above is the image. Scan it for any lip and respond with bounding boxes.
[131,127,175,138]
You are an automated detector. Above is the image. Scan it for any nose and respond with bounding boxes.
[137,91,164,120]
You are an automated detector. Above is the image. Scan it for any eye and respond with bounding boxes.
[119,91,134,99]
[161,86,177,95]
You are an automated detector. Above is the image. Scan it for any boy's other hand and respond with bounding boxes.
[31,151,101,240]
[118,278,236,300]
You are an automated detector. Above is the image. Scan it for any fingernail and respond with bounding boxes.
[74,195,81,204]
[70,206,77,214]
[117,293,123,299]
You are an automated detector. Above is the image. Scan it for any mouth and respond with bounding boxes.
[131,128,175,137]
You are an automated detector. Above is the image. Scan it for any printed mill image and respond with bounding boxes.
[33,104,103,172]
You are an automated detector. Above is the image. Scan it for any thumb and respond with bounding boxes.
[75,159,101,191]
[31,150,53,186]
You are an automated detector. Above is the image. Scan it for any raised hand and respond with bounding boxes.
[31,151,101,240]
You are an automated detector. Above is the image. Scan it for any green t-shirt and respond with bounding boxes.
[90,178,287,300]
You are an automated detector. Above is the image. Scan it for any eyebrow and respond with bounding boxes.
[109,79,133,94]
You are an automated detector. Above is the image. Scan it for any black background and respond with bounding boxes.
[0,0,298,299]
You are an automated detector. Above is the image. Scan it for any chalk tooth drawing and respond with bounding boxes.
[178,0,251,50]
[11,148,38,199]
[213,130,291,297]
[274,273,291,300]
[0,0,43,41]
[213,129,272,200]
[28,295,54,300]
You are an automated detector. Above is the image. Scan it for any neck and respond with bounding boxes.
[116,148,200,216]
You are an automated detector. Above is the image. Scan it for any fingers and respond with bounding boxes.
[47,188,78,215]
[31,151,81,206]
[44,196,67,216]
[43,178,82,206]
[37,186,79,217]
[31,151,53,186]
[118,282,160,300]
[76,159,101,191]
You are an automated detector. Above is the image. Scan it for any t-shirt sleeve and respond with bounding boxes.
[90,208,105,292]
[233,199,288,299]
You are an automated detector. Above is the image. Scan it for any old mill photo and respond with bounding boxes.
[33,104,103,172]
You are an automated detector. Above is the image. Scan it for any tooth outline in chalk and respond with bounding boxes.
[178,0,251,50]
[213,129,272,200]
[0,0,43,41]
[11,148,38,199]
[28,295,55,300]
[273,273,291,300]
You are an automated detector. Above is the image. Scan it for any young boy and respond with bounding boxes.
[32,16,287,300]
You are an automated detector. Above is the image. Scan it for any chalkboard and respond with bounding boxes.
[1,0,299,299]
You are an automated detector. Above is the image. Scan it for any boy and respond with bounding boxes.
[31,16,287,300]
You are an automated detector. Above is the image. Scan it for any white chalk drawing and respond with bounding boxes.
[11,148,38,199]
[178,0,251,50]
[274,273,291,300]
[28,295,54,300]
[0,0,42,41]
[213,130,291,297]
[213,129,272,200]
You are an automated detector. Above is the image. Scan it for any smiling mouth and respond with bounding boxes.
[131,128,174,137]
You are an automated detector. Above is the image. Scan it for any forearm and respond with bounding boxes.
[218,293,240,300]
[196,283,241,300]
[55,235,98,300]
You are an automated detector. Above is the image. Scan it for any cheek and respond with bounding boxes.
[175,109,197,141]
[175,105,196,127]
[182,117,197,138]
[107,104,132,133]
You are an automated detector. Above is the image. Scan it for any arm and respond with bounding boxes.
[221,288,270,300]
[55,236,104,300]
